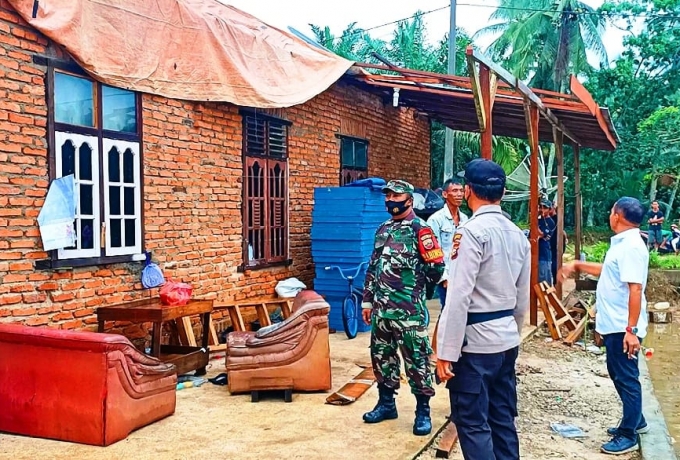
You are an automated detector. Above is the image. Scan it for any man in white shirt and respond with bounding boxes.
[427,178,469,359]
[559,197,649,456]
[427,178,469,310]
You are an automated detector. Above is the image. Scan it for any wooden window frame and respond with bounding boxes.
[240,110,292,271]
[35,57,146,270]
[337,134,369,186]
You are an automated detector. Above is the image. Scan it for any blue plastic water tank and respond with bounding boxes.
[311,185,388,334]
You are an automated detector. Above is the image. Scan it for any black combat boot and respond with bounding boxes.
[363,384,398,423]
[413,394,432,436]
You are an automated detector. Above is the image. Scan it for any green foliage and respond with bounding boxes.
[649,252,680,269]
[310,12,525,188]
[563,0,680,227]
[430,125,523,187]
[583,241,610,263]
[475,0,607,91]
[312,1,680,220]
[581,243,680,269]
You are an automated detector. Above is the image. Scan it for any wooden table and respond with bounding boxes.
[97,298,213,376]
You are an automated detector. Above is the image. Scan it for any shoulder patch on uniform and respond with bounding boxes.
[417,227,444,263]
[451,233,463,260]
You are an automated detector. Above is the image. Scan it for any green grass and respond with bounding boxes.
[579,242,680,269]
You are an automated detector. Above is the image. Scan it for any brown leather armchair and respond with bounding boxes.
[226,291,332,395]
[0,324,177,446]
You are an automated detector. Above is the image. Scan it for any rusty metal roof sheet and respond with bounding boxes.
[345,66,617,151]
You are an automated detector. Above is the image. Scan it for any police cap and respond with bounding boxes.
[457,158,506,187]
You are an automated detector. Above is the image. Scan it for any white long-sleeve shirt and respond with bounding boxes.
[437,205,531,362]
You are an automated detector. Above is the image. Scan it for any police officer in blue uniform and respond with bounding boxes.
[436,159,531,460]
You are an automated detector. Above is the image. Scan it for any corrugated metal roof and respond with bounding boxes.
[345,66,617,151]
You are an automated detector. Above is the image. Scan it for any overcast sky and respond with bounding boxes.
[224,0,630,65]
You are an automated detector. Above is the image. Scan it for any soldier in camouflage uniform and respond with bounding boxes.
[361,180,446,436]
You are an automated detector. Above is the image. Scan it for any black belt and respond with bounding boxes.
[466,309,515,326]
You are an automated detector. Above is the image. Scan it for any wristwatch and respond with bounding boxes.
[625,326,638,335]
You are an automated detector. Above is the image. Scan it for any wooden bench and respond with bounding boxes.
[207,297,294,352]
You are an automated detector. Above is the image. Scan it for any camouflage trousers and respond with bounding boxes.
[370,316,434,397]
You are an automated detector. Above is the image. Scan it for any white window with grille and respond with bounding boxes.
[54,132,101,259]
[46,67,145,266]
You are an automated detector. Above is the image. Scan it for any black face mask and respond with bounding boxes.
[386,199,410,216]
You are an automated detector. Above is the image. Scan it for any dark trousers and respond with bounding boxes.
[603,333,645,439]
[447,347,520,460]
[538,260,553,285]
[551,252,558,282]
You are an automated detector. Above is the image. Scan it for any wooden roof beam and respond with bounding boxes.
[465,46,581,147]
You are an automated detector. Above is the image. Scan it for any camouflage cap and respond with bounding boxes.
[382,179,415,195]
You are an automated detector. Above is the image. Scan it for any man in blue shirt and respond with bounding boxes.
[538,199,556,284]
[559,197,649,455]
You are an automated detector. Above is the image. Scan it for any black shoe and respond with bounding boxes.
[413,394,432,436]
[363,384,398,423]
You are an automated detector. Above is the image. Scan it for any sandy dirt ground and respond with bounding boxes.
[416,328,642,460]
[0,301,452,460]
[1,284,643,460]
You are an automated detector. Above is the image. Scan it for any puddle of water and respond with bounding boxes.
[643,321,680,454]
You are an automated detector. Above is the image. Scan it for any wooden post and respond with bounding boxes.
[573,144,582,280]
[525,101,540,326]
[480,64,492,160]
[554,128,565,299]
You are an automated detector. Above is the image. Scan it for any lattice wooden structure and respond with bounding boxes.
[206,297,294,352]
[534,282,586,344]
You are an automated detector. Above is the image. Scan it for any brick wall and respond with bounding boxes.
[0,2,430,341]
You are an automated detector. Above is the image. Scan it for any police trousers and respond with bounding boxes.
[370,316,434,397]
[447,347,519,460]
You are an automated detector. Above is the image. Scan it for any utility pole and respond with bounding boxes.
[442,0,457,184]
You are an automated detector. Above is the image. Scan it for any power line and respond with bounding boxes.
[333,4,451,37]
[327,2,679,43]
[458,1,680,20]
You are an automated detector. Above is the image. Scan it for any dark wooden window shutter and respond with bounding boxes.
[243,114,289,266]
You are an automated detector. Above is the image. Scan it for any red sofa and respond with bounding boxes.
[0,324,177,446]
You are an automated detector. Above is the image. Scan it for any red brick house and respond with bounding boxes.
[0,2,431,334]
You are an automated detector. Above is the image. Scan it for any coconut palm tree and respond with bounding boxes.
[311,12,523,185]
[309,23,387,63]
[475,0,607,92]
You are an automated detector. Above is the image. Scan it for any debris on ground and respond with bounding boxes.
[647,271,680,304]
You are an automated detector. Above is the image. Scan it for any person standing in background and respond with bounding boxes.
[538,199,556,284]
[646,200,664,251]
[427,178,469,310]
[549,203,568,282]
[427,178,469,366]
